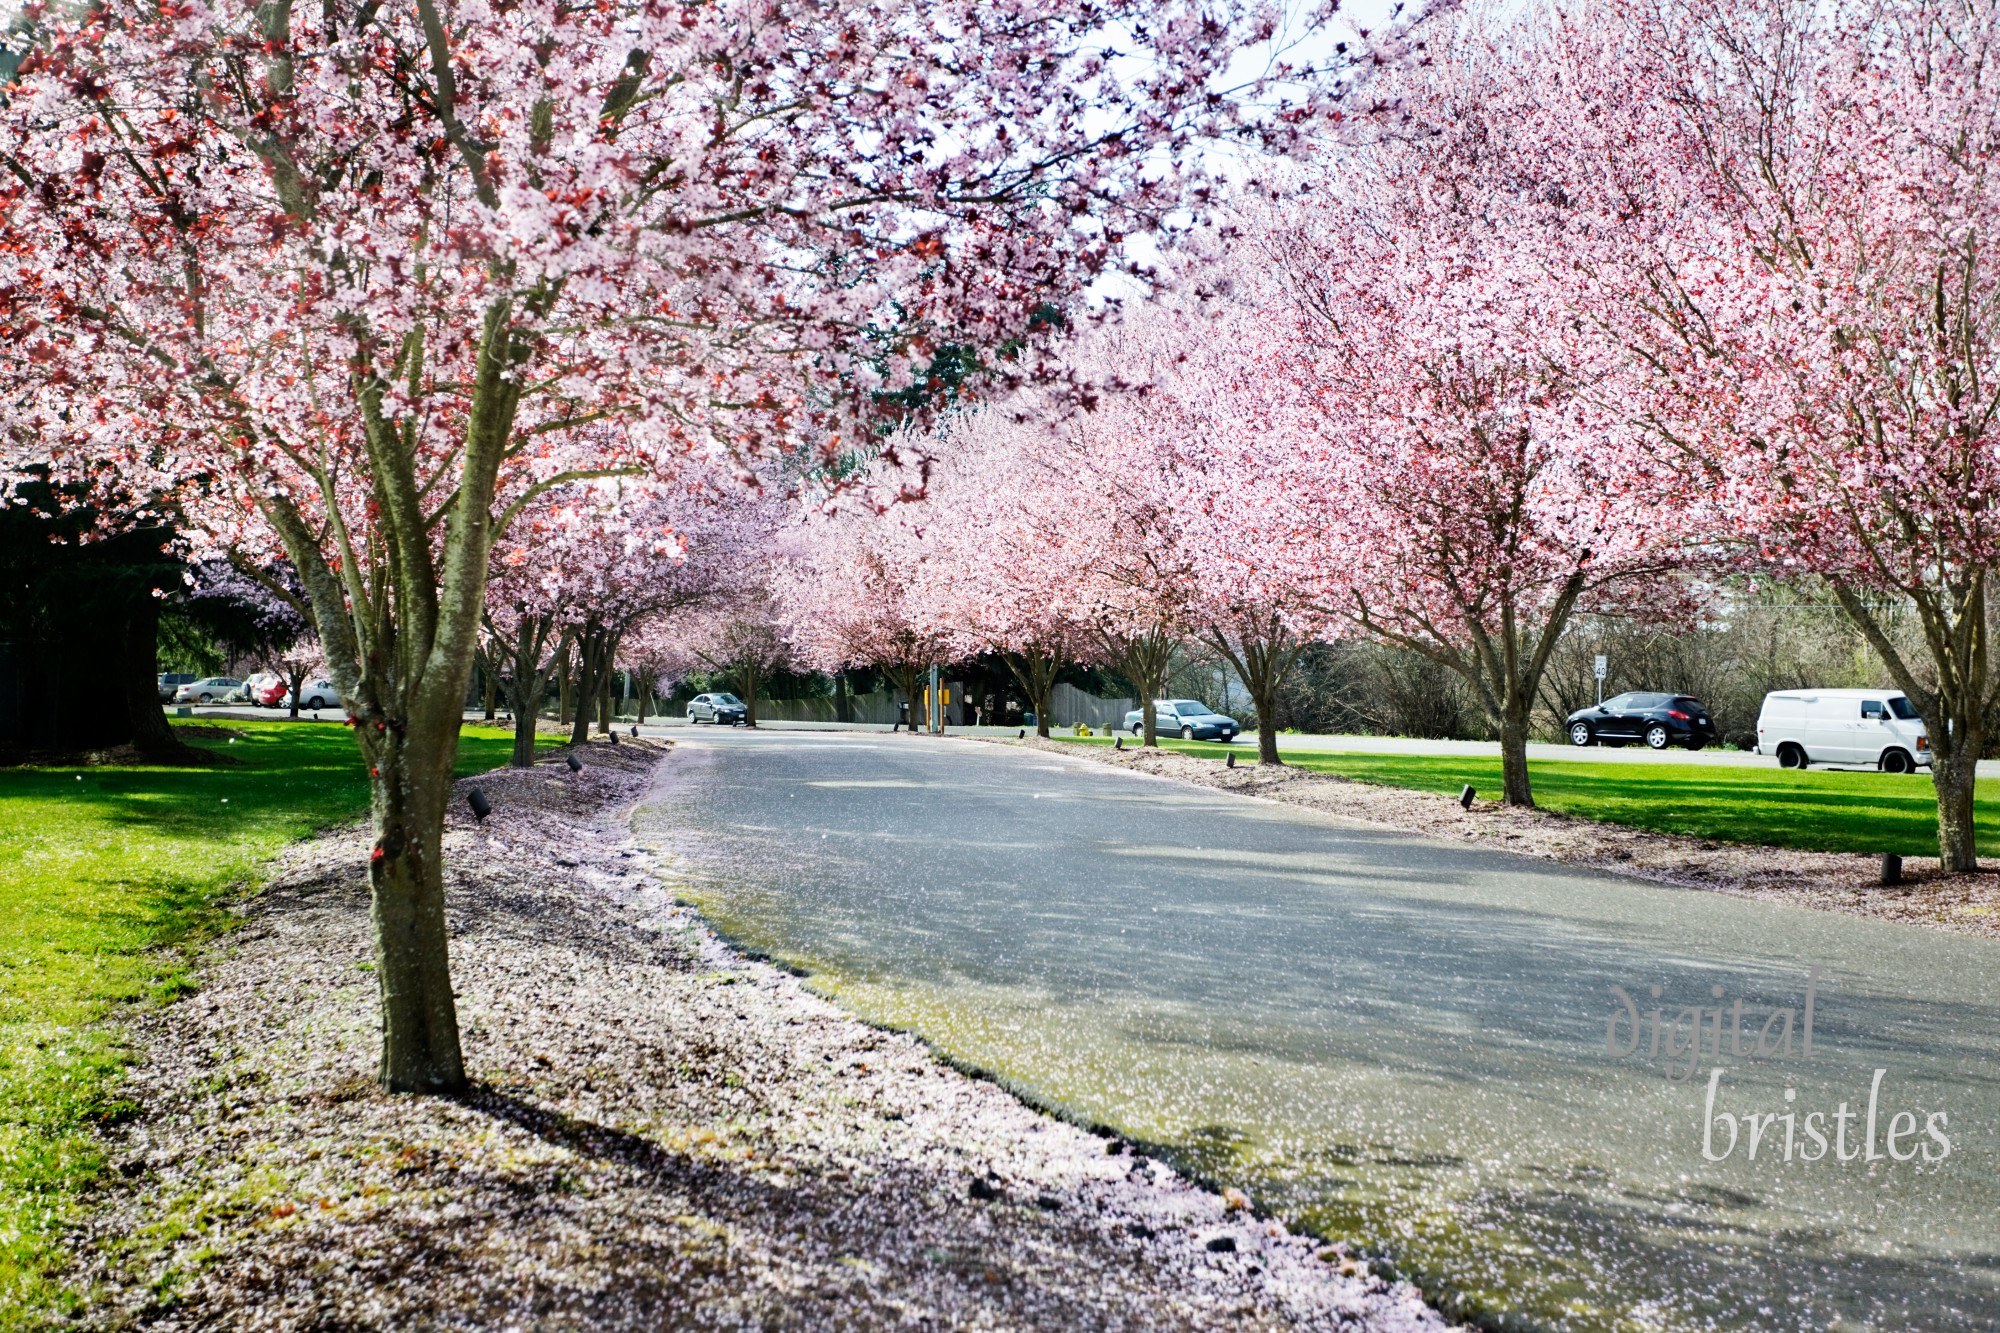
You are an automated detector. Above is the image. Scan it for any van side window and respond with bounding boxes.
[1861,700,1887,720]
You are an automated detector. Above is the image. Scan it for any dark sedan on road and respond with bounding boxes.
[1123,699,1239,741]
[1567,692,1718,750]
[686,692,748,725]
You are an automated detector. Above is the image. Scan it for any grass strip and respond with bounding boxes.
[0,719,535,1328]
[1058,736,1983,857]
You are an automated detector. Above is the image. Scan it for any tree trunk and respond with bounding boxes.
[1829,579,1986,872]
[122,596,184,756]
[1935,744,1980,872]
[1112,630,1176,747]
[1205,615,1297,767]
[835,671,852,723]
[738,657,762,727]
[364,704,467,1093]
[1001,648,1062,740]
[636,669,653,724]
[568,622,607,746]
[1252,675,1281,766]
[1498,704,1533,807]
[557,649,574,726]
[481,665,497,722]
[494,613,565,769]
[888,663,923,733]
[285,662,307,720]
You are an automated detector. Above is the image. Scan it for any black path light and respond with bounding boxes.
[630,725,639,738]
[467,787,492,822]
[1018,728,1025,739]
[1114,736,1124,751]
[1459,784,1476,809]
[609,731,618,745]
[567,754,583,773]
[1881,854,1904,887]
[1226,752,1236,768]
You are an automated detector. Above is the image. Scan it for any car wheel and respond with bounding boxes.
[1645,724,1670,750]
[198,693,214,704]
[687,711,699,724]
[1881,748,1914,775]
[1180,725,1194,740]
[1569,722,1592,747]
[1131,723,1143,737]
[1777,743,1807,769]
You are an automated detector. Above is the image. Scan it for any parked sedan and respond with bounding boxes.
[157,672,198,703]
[1123,699,1240,741]
[686,692,748,725]
[293,679,341,710]
[173,676,245,705]
[1566,692,1718,750]
[244,672,287,707]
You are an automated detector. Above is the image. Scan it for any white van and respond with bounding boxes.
[1755,689,1929,772]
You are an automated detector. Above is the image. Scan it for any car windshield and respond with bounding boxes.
[712,694,742,706]
[1169,701,1207,715]
[1888,696,1918,720]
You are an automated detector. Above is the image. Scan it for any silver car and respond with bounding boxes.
[293,679,342,710]
[174,676,245,705]
[686,692,748,725]
[1122,698,1240,741]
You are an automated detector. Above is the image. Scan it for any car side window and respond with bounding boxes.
[1861,700,1886,720]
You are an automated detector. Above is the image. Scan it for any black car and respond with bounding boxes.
[1567,692,1718,750]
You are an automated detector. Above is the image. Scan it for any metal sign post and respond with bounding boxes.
[1594,654,1607,706]
[928,663,941,733]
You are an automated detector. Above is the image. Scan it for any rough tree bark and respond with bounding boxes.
[1833,579,1989,872]
[568,619,611,746]
[1349,572,1584,808]
[886,662,925,733]
[487,610,570,769]
[1001,646,1063,740]
[122,596,188,757]
[1203,610,1303,766]
[1106,628,1177,746]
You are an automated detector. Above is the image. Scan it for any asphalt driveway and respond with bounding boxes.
[640,731,1995,1331]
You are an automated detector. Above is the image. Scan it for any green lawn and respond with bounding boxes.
[0,719,533,1328]
[1060,736,1984,857]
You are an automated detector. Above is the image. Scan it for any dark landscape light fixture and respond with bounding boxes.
[630,725,639,738]
[1226,752,1236,768]
[567,755,583,773]
[608,731,618,745]
[1459,784,1475,809]
[1881,854,1903,887]
[1114,736,1124,751]
[1018,728,1025,739]
[467,787,492,822]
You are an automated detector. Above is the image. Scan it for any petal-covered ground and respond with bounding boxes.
[74,740,1454,1331]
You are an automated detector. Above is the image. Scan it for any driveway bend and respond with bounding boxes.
[634,730,2000,1333]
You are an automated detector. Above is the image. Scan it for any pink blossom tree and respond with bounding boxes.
[1208,45,1695,806]
[907,421,1100,738]
[1549,0,2000,867]
[1,0,1389,1090]
[781,496,969,731]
